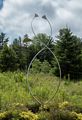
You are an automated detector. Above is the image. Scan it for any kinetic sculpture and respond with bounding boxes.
[26,14,61,105]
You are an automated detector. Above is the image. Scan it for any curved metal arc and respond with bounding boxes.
[26,47,46,105]
[47,19,52,37]
[31,15,52,38]
[42,15,52,37]
[44,18,52,45]
[31,16,36,36]
[43,44,61,103]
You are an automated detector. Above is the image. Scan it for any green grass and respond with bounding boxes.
[0,71,82,111]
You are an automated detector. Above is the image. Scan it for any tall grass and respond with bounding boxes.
[0,72,82,111]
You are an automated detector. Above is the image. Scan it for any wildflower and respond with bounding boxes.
[19,111,38,120]
[59,101,69,109]
[77,113,82,120]
[0,112,7,119]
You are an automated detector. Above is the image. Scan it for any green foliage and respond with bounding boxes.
[0,72,82,119]
[38,112,51,120]
[31,59,42,73]
[0,44,17,71]
[23,34,32,47]
[32,33,54,62]
[0,32,9,49]
[50,101,82,120]
[0,29,82,80]
[55,27,82,79]
[12,38,27,70]
[41,60,51,73]
[1,72,82,110]
[32,33,53,48]
[19,111,38,120]
[31,59,51,74]
[1,103,82,120]
[51,109,77,120]
[0,110,38,120]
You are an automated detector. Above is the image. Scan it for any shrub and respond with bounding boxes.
[19,111,38,120]
[37,111,51,120]
[31,59,41,73]
[0,111,12,120]
[59,101,69,109]
[77,113,82,120]
[27,102,40,113]
[50,109,78,120]
[0,112,7,119]
[41,60,51,74]
[0,110,38,120]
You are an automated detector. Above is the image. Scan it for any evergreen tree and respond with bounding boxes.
[0,44,17,71]
[0,32,9,49]
[55,27,82,79]
[32,33,54,63]
[23,34,32,47]
[12,38,27,70]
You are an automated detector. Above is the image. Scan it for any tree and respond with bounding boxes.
[12,37,27,70]
[32,33,54,63]
[0,32,9,49]
[0,44,17,71]
[23,34,32,47]
[55,27,82,79]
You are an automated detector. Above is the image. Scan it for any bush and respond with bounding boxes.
[50,109,78,120]
[41,60,51,74]
[19,111,38,120]
[27,102,40,113]
[31,59,52,74]
[0,111,12,120]
[38,111,51,120]
[31,59,42,73]
[0,110,38,120]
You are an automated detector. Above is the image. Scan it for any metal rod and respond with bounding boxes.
[42,15,52,37]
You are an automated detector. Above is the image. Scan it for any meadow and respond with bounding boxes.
[0,72,82,120]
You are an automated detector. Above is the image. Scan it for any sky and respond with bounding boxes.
[0,0,82,43]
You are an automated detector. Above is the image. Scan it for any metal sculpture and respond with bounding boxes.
[26,14,61,105]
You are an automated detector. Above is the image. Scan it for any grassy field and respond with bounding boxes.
[0,72,82,119]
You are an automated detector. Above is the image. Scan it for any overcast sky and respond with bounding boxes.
[0,0,82,43]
